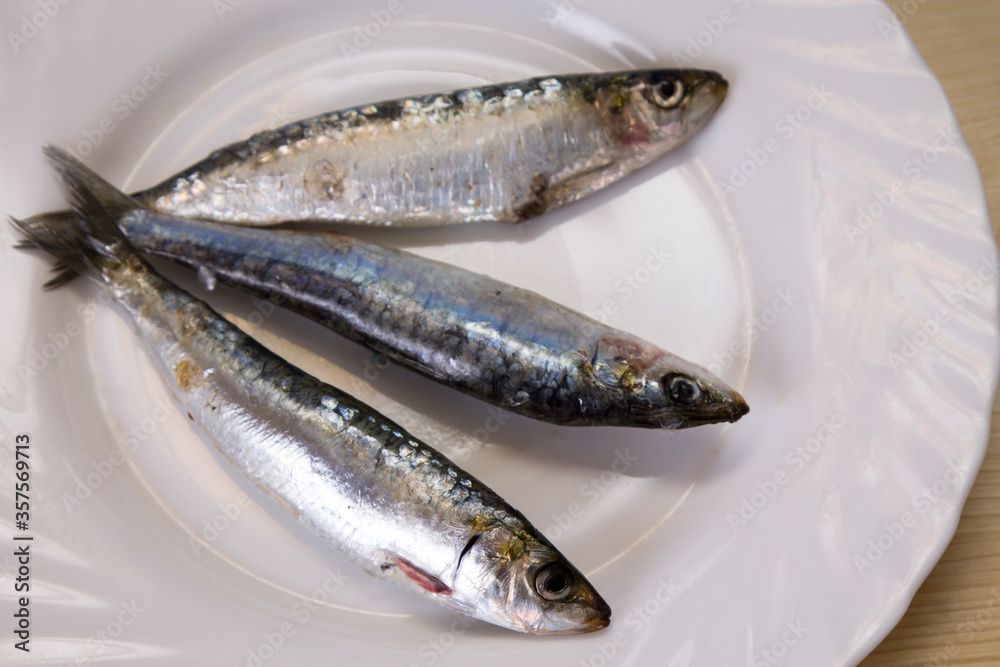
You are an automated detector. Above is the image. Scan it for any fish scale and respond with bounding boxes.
[19,69,726,228]
[150,274,543,607]
[105,205,748,427]
[16,148,615,633]
[18,71,745,426]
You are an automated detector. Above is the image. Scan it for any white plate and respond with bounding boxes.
[1,1,997,666]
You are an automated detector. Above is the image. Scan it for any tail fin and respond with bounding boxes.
[13,210,83,289]
[12,147,143,290]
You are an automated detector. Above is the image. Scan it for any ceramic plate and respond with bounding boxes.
[1,1,996,665]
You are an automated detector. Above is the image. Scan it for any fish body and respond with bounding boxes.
[108,69,726,226]
[33,182,749,428]
[16,148,611,634]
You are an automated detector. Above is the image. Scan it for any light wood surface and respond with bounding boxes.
[859,2,1000,665]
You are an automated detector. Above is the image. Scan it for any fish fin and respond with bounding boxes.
[12,147,144,288]
[591,335,642,388]
[12,210,84,289]
[44,145,141,228]
[545,160,620,209]
[381,554,453,596]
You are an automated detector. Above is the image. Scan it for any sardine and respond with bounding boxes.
[25,163,749,429]
[15,147,611,634]
[32,69,726,228]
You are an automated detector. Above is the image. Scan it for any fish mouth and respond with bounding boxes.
[728,393,750,422]
[581,610,612,633]
[685,70,729,128]
[633,391,750,429]
[694,69,728,102]
[532,598,612,635]
[585,595,612,632]
[701,390,750,426]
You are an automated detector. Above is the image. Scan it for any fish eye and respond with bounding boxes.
[651,78,685,109]
[534,562,578,602]
[662,374,702,406]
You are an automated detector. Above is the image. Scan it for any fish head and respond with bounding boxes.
[590,334,749,428]
[451,522,611,634]
[595,69,727,155]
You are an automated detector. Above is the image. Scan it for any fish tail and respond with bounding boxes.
[13,210,83,289]
[12,147,143,290]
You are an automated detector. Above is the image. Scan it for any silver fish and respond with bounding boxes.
[25,164,749,429]
[35,69,726,227]
[15,147,611,634]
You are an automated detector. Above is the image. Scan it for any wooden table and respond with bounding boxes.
[859,2,1000,665]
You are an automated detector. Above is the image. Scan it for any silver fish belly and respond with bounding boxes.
[15,147,611,634]
[130,69,727,225]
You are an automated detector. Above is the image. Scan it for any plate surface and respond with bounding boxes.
[0,1,996,666]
